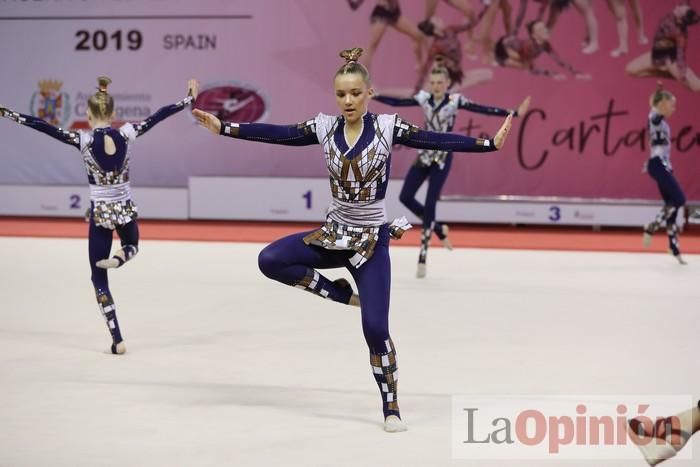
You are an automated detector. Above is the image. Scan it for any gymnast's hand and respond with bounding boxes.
[0,106,7,117]
[516,96,531,116]
[192,109,221,135]
[187,79,200,100]
[493,113,513,150]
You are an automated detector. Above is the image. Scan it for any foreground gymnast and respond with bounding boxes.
[191,48,513,431]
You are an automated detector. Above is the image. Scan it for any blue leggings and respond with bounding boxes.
[89,216,139,344]
[258,229,391,351]
[258,228,401,418]
[648,157,686,210]
[399,153,453,235]
[89,218,140,291]
[647,157,686,255]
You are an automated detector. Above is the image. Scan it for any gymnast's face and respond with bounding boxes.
[430,16,446,36]
[531,22,550,42]
[335,72,373,125]
[657,96,676,118]
[674,5,690,20]
[429,72,449,99]
[674,5,699,25]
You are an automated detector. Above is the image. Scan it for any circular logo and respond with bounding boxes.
[194,82,268,123]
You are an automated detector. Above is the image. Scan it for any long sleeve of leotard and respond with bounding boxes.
[393,116,497,153]
[457,95,515,116]
[0,106,80,148]
[126,95,194,138]
[218,119,319,146]
[373,95,420,107]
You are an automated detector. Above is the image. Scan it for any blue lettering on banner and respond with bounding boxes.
[302,190,312,210]
[69,194,81,209]
[549,206,561,222]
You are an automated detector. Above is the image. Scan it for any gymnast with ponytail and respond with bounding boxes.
[191,47,513,432]
[642,82,687,265]
[373,64,530,277]
[0,77,198,354]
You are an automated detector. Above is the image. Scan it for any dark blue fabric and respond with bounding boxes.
[650,113,664,126]
[90,128,128,173]
[430,95,450,115]
[400,154,454,232]
[395,127,496,153]
[229,122,319,146]
[375,92,512,117]
[257,228,392,352]
[88,215,139,292]
[373,95,419,107]
[458,100,513,116]
[332,113,377,160]
[134,102,189,137]
[11,112,79,148]
[647,157,686,207]
[88,215,138,345]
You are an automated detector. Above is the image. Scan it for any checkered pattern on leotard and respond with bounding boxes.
[301,113,415,267]
[648,110,672,169]
[413,90,468,169]
[313,113,394,204]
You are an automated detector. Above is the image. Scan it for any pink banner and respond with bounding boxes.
[335,1,700,200]
[0,0,697,200]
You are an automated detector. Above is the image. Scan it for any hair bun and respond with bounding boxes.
[97,76,112,93]
[340,48,364,64]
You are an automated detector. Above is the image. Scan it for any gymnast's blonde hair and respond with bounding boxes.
[87,76,114,120]
[336,48,370,85]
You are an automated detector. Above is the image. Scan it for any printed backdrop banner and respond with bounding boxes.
[0,0,698,200]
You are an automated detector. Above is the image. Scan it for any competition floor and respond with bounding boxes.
[1,219,699,466]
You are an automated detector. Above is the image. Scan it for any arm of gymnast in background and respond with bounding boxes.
[131,94,194,138]
[372,94,420,107]
[393,117,498,153]
[0,106,80,148]
[458,95,516,117]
